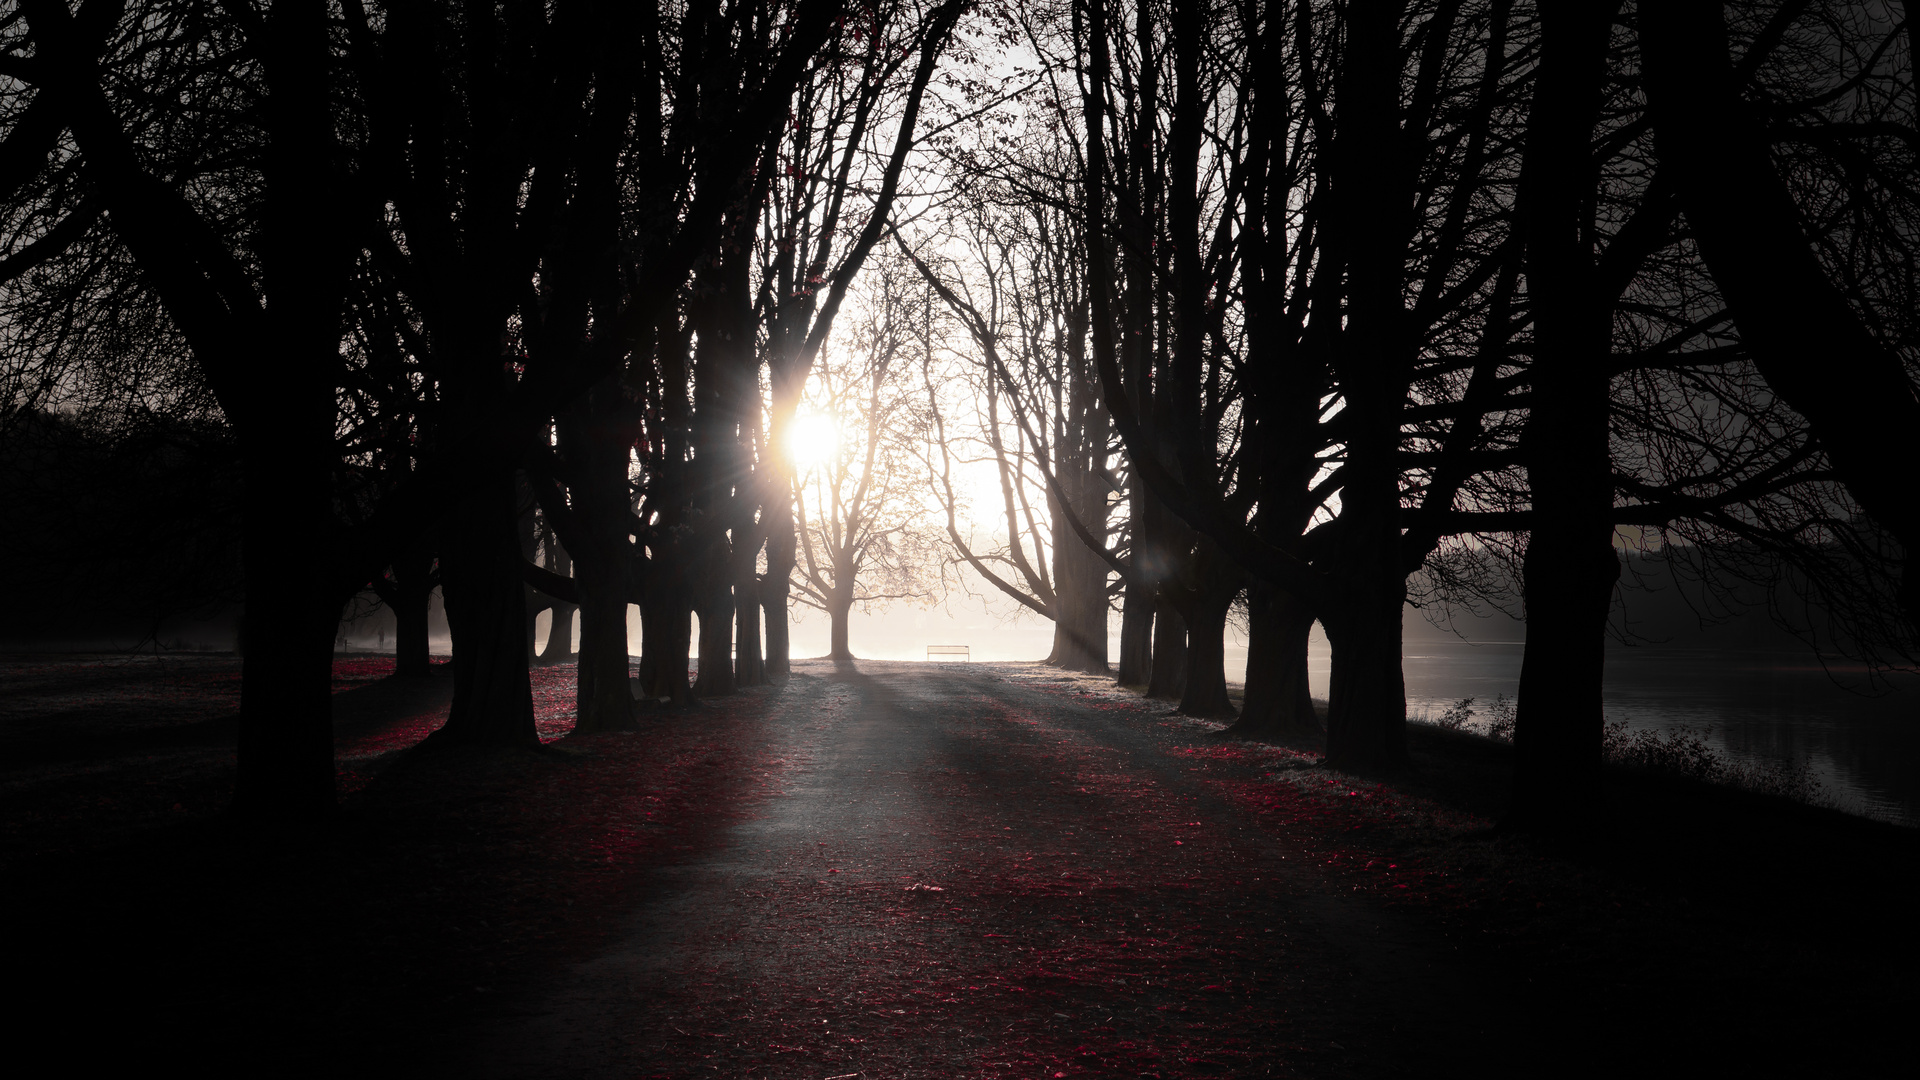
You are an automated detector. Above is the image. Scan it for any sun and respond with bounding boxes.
[785,412,840,469]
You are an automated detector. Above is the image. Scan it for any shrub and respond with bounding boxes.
[1436,697,1475,730]
[1601,719,1826,805]
[1484,694,1516,741]
[1602,720,1723,782]
[1728,758,1827,805]
[1467,698,1827,808]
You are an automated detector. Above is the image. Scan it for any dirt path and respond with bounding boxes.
[470,661,1546,1079]
[10,655,1902,1075]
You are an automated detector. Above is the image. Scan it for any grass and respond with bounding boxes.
[1407,693,1835,814]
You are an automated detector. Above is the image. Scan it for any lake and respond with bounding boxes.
[1314,638,1920,827]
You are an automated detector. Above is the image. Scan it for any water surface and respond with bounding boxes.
[1362,640,1917,826]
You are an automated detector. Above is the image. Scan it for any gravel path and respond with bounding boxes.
[472,660,1540,1079]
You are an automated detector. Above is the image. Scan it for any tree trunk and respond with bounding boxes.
[1226,586,1320,739]
[1505,1,1621,833]
[829,592,854,662]
[694,579,736,696]
[434,472,538,746]
[1176,546,1237,718]
[535,537,576,664]
[517,475,542,665]
[551,366,642,729]
[539,605,576,663]
[639,573,695,706]
[572,545,637,732]
[1047,495,1112,676]
[763,499,796,677]
[1039,408,1112,673]
[1113,441,1152,684]
[734,570,766,686]
[1321,591,1408,771]
[1314,0,1412,774]
[230,447,338,820]
[523,597,544,666]
[1146,593,1187,700]
[1117,579,1154,685]
[391,545,435,677]
[1509,540,1617,829]
[729,486,768,687]
[1048,597,1110,674]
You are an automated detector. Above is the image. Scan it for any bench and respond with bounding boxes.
[926,645,970,662]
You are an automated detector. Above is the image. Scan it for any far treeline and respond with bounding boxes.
[1,0,1914,833]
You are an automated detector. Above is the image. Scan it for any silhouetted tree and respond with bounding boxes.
[903,148,1118,676]
[791,259,943,660]
[1642,0,1920,626]
[16,0,373,816]
[755,0,973,676]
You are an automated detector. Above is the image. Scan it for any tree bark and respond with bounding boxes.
[390,546,436,677]
[434,472,538,746]
[1505,0,1622,833]
[1227,586,1320,740]
[563,385,642,730]
[517,476,543,665]
[230,444,338,819]
[1175,541,1238,719]
[572,545,637,731]
[1045,487,1112,674]
[1146,592,1188,701]
[734,569,766,686]
[1117,577,1153,685]
[1321,590,1408,771]
[535,538,575,664]
[639,569,695,706]
[694,579,736,696]
[828,582,855,662]
[762,501,796,676]
[1314,0,1412,771]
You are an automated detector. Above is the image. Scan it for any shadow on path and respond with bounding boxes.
[470,660,1552,1078]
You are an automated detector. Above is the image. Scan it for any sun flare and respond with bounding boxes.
[786,412,840,469]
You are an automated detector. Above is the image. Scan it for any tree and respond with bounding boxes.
[903,141,1119,676]
[1070,0,1539,757]
[756,0,974,676]
[791,259,943,660]
[15,0,373,816]
[1641,0,1920,626]
[3,0,859,813]
[1504,0,1625,834]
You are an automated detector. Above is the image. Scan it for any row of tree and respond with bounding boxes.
[2,0,1914,835]
[1,0,979,821]
[875,0,1916,832]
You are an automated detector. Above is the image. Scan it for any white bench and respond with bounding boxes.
[926,645,970,662]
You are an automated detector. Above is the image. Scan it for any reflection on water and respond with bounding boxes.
[1248,638,1916,827]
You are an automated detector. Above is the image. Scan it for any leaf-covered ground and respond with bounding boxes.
[3,654,1911,1076]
